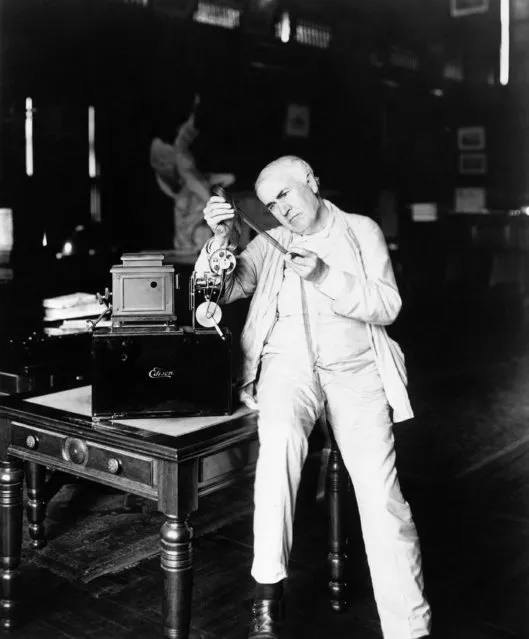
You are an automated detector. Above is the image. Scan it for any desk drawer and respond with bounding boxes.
[199,440,259,495]
[11,422,154,487]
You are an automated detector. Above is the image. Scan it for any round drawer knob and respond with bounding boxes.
[107,458,121,474]
[25,435,38,450]
[63,437,89,466]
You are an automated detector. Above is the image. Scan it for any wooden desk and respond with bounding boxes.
[0,386,258,638]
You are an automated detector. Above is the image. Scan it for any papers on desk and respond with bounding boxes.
[25,385,257,437]
[44,319,111,336]
[42,292,104,322]
[26,385,94,416]
[113,405,257,436]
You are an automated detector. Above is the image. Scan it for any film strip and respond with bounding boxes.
[192,186,293,338]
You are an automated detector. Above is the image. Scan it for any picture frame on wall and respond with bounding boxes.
[285,103,310,138]
[459,153,487,175]
[450,0,489,18]
[513,0,529,21]
[411,203,438,222]
[457,126,486,151]
[455,187,487,213]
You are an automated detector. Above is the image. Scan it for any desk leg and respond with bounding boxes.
[26,462,47,549]
[161,515,194,639]
[0,459,24,630]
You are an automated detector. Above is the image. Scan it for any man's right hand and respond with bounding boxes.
[203,196,235,243]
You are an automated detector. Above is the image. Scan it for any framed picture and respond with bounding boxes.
[450,0,489,18]
[513,0,529,21]
[411,203,438,223]
[459,153,487,175]
[457,126,486,151]
[454,187,486,212]
[285,103,310,138]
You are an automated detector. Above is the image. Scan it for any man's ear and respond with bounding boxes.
[306,172,319,194]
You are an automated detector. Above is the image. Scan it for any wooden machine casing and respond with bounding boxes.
[110,254,176,325]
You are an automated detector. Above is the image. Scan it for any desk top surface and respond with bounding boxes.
[25,385,254,436]
[0,385,258,460]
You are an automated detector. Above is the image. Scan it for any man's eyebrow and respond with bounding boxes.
[266,188,288,209]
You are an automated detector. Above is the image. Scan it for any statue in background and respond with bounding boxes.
[150,95,236,264]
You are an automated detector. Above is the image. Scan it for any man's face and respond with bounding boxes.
[256,172,321,235]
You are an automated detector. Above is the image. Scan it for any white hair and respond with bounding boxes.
[255,155,316,192]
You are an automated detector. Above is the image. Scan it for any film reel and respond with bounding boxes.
[208,248,236,275]
[195,301,226,340]
[195,301,222,328]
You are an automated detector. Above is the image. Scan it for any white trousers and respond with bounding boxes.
[251,356,432,639]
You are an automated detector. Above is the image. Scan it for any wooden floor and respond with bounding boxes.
[4,297,529,639]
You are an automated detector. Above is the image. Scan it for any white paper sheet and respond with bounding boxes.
[25,386,256,437]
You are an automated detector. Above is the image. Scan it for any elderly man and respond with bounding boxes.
[194,156,432,639]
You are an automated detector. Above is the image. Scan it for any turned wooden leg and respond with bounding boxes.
[0,459,24,630]
[25,461,47,549]
[160,515,194,639]
[316,420,333,502]
[327,441,349,613]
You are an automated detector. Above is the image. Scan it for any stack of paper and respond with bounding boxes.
[42,292,103,322]
[43,319,112,336]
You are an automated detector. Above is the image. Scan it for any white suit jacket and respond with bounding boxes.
[195,200,413,423]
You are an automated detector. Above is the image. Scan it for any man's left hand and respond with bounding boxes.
[286,247,329,285]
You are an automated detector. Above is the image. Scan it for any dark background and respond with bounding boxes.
[0,0,528,303]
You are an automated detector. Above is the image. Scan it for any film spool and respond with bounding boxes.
[195,301,222,328]
[208,248,236,275]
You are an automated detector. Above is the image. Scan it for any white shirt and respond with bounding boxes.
[263,210,378,378]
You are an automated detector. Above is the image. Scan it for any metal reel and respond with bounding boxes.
[208,248,236,275]
[195,301,223,328]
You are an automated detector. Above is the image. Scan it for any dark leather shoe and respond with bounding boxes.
[247,598,282,638]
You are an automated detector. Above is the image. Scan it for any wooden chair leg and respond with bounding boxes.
[327,435,349,612]
[316,436,331,502]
